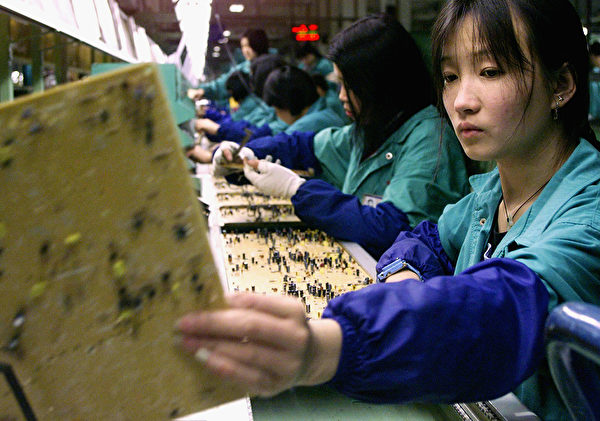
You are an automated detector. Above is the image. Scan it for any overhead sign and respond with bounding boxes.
[292,24,320,41]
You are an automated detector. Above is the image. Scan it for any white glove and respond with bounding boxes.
[211,141,256,177]
[243,160,306,199]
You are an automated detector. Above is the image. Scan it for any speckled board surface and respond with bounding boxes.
[0,64,245,420]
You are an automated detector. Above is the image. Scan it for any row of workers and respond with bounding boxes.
[177,2,600,420]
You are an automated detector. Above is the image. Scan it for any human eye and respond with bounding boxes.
[480,67,502,78]
[442,72,458,85]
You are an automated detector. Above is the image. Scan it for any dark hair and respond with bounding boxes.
[225,71,252,103]
[250,54,287,99]
[590,42,600,57]
[263,66,319,116]
[242,29,269,57]
[311,73,329,93]
[329,14,434,158]
[432,0,597,151]
[295,42,322,60]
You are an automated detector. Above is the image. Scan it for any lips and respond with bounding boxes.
[457,122,483,138]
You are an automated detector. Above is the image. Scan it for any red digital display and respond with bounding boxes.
[292,24,319,41]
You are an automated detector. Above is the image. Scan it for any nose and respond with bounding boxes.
[338,84,347,103]
[453,78,480,115]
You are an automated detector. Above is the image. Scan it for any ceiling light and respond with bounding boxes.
[583,26,589,36]
[223,30,231,37]
[212,52,220,57]
[214,46,221,51]
[229,4,244,13]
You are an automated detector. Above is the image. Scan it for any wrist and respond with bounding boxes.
[296,319,342,386]
[377,258,423,283]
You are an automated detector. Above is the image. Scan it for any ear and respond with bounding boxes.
[552,62,576,109]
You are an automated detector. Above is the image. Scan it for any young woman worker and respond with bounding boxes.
[214,14,470,258]
[188,29,269,105]
[177,1,600,420]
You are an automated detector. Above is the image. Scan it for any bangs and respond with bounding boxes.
[432,0,534,115]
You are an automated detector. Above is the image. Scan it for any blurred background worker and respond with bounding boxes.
[188,29,269,107]
[214,14,470,258]
[295,42,334,79]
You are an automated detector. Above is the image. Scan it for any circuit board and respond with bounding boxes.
[221,228,373,319]
[0,64,244,420]
[211,177,301,225]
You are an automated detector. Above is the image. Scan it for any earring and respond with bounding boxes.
[553,95,564,120]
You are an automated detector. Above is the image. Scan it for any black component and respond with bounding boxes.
[99,109,110,123]
[39,241,50,256]
[0,363,37,421]
[174,224,189,240]
[132,211,145,231]
[161,272,171,283]
[145,119,154,145]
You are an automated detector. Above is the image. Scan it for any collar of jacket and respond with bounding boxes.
[468,138,600,256]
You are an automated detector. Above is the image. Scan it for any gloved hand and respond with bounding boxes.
[212,141,256,177]
[243,159,306,199]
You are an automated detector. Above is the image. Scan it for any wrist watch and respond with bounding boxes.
[376,258,423,282]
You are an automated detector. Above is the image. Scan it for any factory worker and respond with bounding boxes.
[311,73,350,124]
[188,29,269,105]
[177,1,600,421]
[295,42,334,79]
[213,14,469,258]
[194,54,289,142]
[197,66,345,145]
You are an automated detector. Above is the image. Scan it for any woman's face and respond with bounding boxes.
[334,64,360,120]
[241,37,257,61]
[441,16,555,163]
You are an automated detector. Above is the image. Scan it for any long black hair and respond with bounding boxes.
[432,0,598,152]
[329,14,434,159]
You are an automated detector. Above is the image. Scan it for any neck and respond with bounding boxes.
[497,130,572,205]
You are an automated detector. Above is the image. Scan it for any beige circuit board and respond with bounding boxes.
[0,64,244,420]
[221,229,373,318]
[212,177,300,224]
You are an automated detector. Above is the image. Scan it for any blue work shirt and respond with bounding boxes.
[312,105,468,227]
[247,105,469,257]
[285,96,345,133]
[199,60,251,104]
[323,138,600,421]
[231,95,264,122]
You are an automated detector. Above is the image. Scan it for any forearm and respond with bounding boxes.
[247,131,320,170]
[292,180,410,258]
[323,258,549,403]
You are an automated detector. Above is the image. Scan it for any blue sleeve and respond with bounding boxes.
[322,258,549,404]
[205,107,230,123]
[213,121,272,143]
[376,221,455,279]
[246,131,320,170]
[292,179,411,258]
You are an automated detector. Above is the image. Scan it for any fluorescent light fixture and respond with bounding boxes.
[229,4,244,13]
[223,30,231,37]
